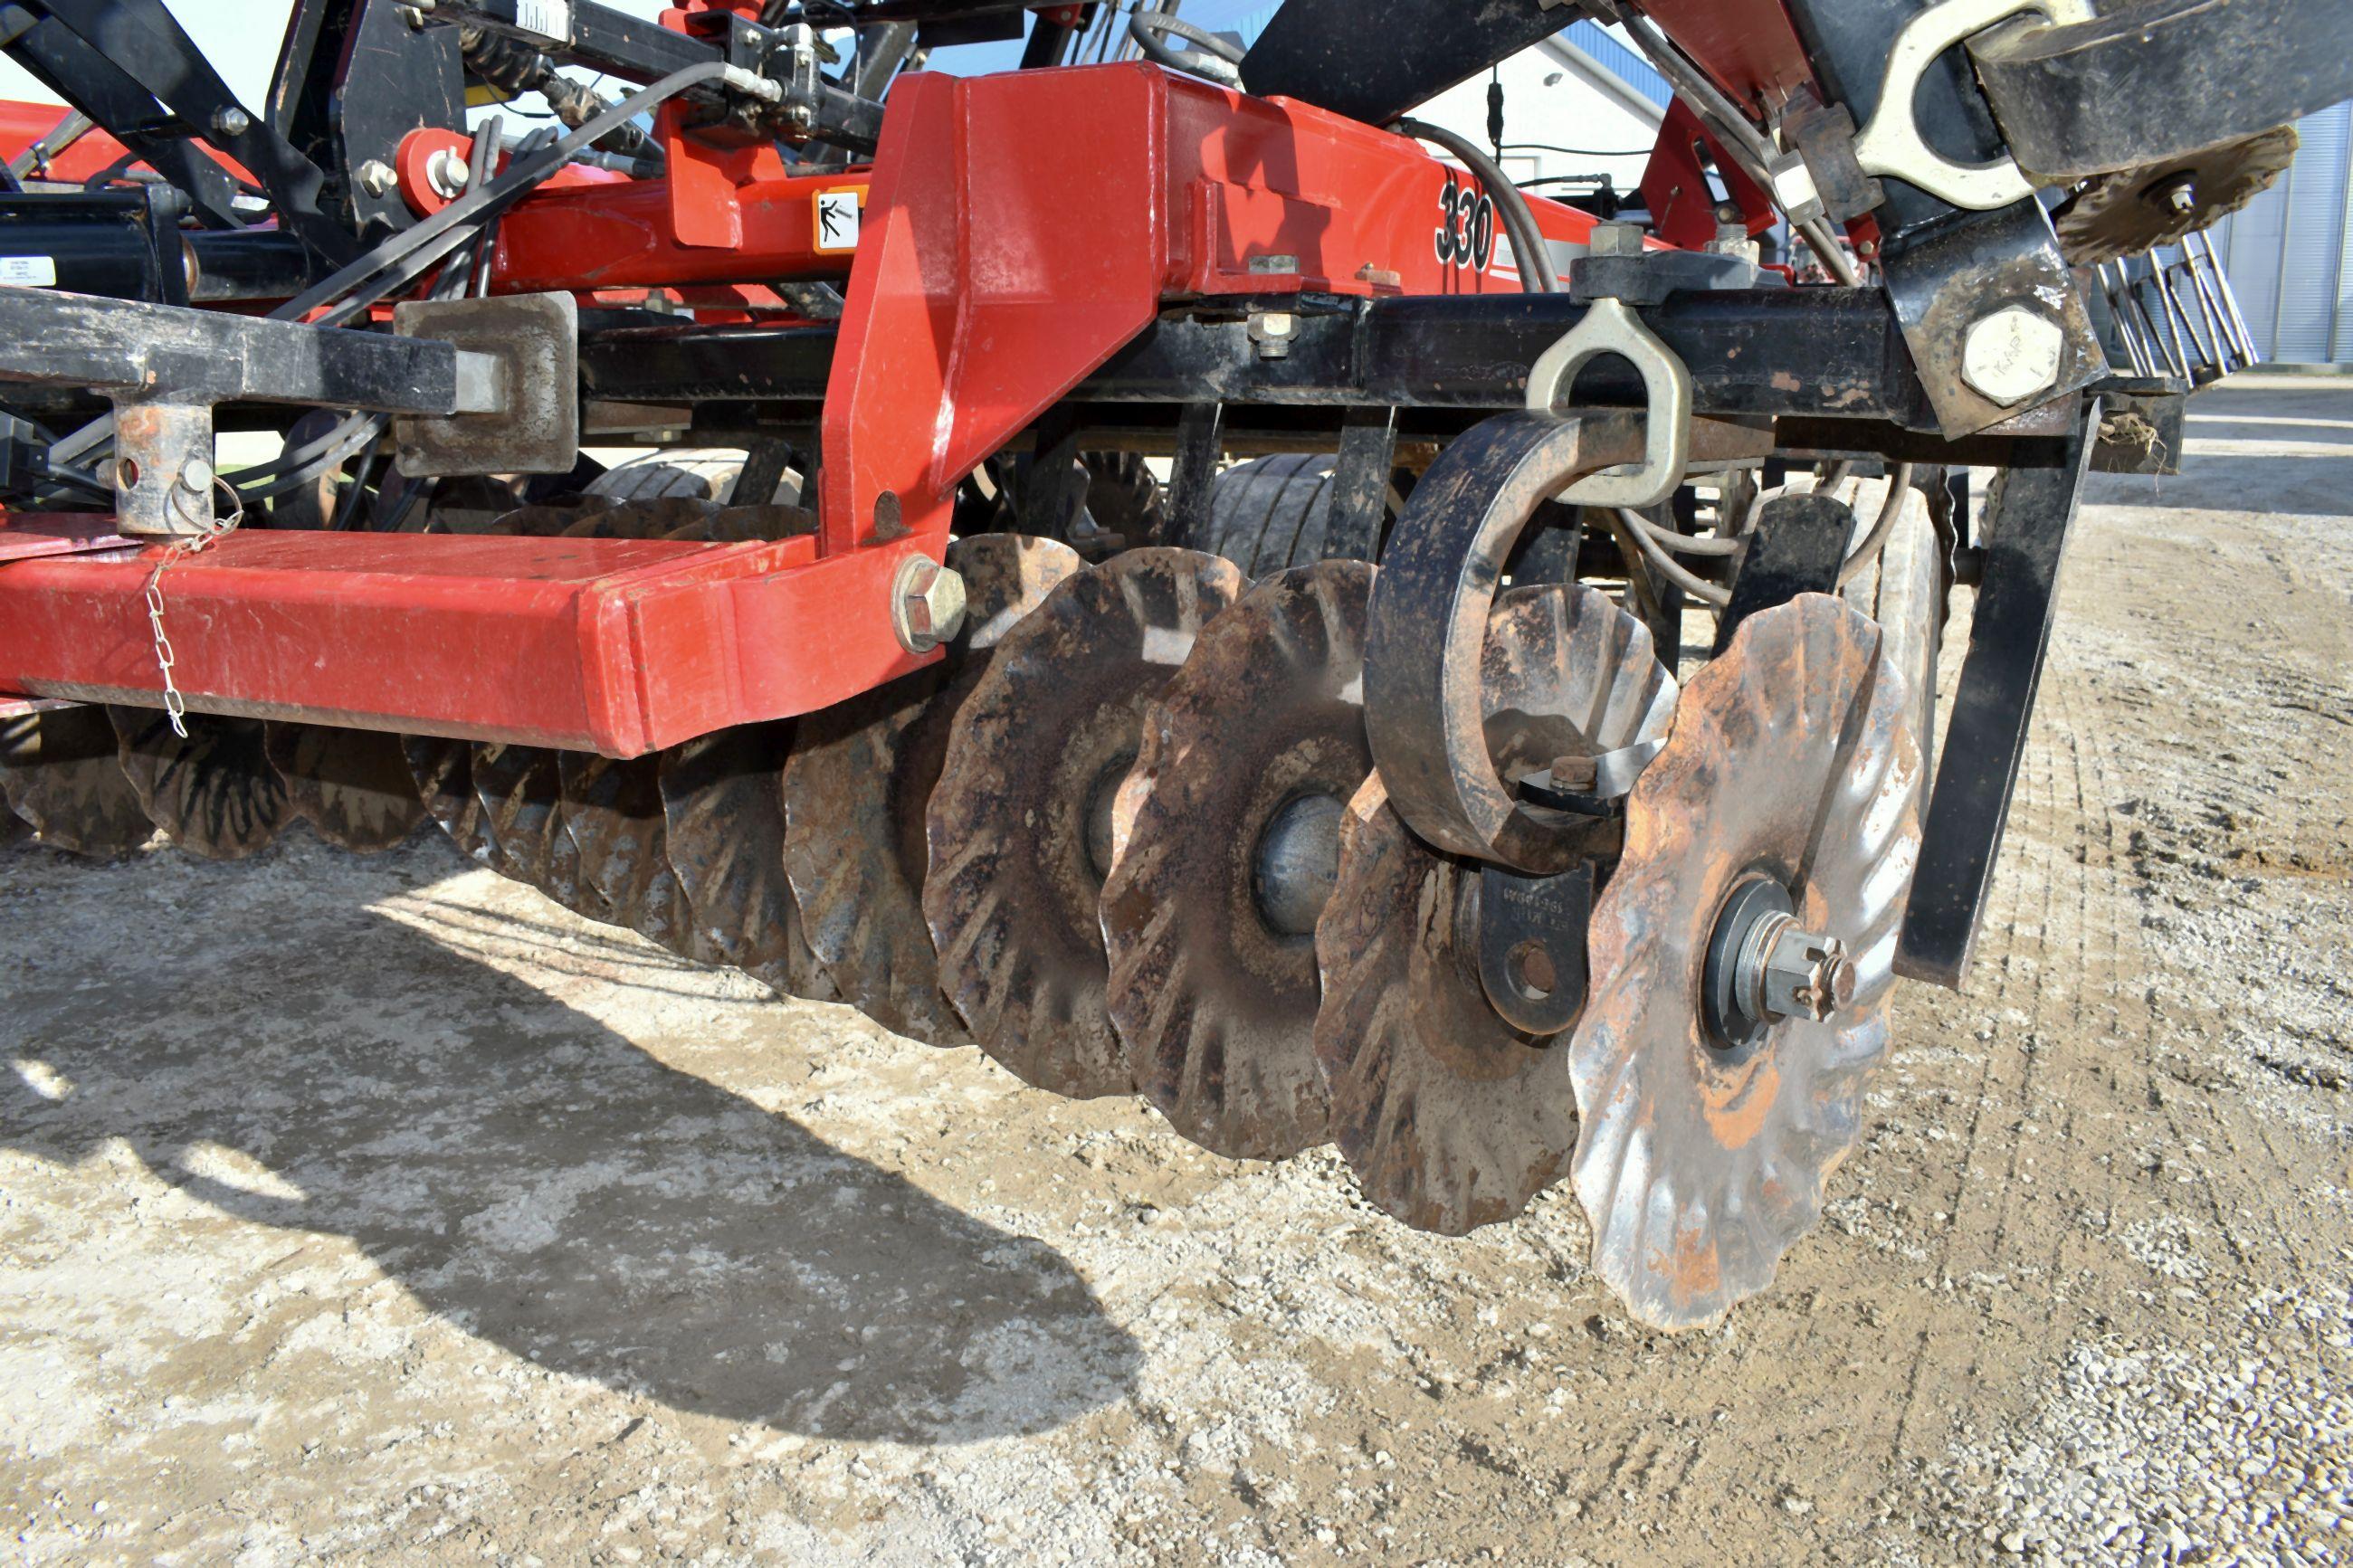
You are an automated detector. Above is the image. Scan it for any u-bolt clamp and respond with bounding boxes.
[1524,296,1692,510]
[1849,0,2096,210]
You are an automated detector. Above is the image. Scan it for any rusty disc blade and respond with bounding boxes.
[1568,594,1923,1331]
[561,497,722,538]
[1,796,25,850]
[1099,559,1376,1159]
[558,750,719,963]
[0,706,157,857]
[472,742,609,919]
[1311,584,1677,1234]
[782,534,1081,1041]
[661,722,835,999]
[109,708,290,860]
[264,722,426,853]
[403,734,490,860]
[925,546,1247,1098]
[481,499,614,537]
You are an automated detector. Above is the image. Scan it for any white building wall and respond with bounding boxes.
[2207,99,2353,365]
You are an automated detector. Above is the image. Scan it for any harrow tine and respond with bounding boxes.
[1099,559,1377,1160]
[0,705,157,858]
[782,534,1081,1041]
[265,722,427,854]
[924,546,1246,1098]
[109,708,291,861]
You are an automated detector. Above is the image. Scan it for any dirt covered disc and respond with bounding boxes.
[403,734,490,860]
[472,742,608,919]
[558,751,714,960]
[1098,559,1375,1159]
[661,721,835,1000]
[1311,584,1676,1233]
[110,708,290,861]
[782,535,1081,1042]
[265,723,426,853]
[925,546,1247,1098]
[0,705,157,857]
[1568,594,1922,1331]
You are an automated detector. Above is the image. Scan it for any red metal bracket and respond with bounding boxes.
[0,529,936,755]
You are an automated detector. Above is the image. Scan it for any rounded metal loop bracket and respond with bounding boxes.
[1524,298,1693,509]
[1363,408,1650,874]
[1849,0,2096,210]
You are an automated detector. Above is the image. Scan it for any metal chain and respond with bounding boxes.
[143,475,244,739]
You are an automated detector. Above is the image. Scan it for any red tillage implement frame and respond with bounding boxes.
[0,64,1598,755]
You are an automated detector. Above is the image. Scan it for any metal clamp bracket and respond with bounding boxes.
[1851,0,2095,211]
[1525,297,1691,509]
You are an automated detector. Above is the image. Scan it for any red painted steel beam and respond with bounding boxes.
[0,527,936,755]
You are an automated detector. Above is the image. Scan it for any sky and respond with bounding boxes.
[0,1,1282,111]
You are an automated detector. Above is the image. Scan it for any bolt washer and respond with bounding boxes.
[1568,594,1922,1331]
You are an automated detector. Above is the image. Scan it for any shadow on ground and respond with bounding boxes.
[0,855,1140,1443]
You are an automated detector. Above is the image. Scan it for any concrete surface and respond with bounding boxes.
[1,381,2348,1565]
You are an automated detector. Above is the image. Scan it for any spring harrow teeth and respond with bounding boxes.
[781,533,1081,1041]
[1311,584,1676,1235]
[925,546,1247,1098]
[0,705,157,858]
[265,723,426,854]
[109,708,290,861]
[1099,558,1376,1160]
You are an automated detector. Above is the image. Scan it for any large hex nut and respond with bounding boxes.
[1960,305,2065,407]
[892,555,967,654]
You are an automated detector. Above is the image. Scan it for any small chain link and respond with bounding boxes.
[143,476,244,739]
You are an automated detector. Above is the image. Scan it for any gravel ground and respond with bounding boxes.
[2,380,2348,1565]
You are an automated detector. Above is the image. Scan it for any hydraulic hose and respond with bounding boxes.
[1391,117,1558,294]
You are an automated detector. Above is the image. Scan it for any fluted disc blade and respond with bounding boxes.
[1569,594,1923,1331]
[404,734,491,860]
[264,722,426,853]
[660,722,835,999]
[481,499,614,537]
[558,750,718,962]
[0,706,156,857]
[782,535,1081,1041]
[110,708,289,860]
[472,742,607,919]
[925,546,1246,1098]
[1100,559,1375,1159]
[1312,584,1676,1233]
[561,498,721,538]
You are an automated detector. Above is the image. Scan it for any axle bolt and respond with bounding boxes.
[891,556,967,654]
[1752,915,1853,1023]
[2161,176,2199,217]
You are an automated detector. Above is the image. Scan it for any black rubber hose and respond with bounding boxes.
[1392,117,1558,294]
[1127,13,1243,88]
